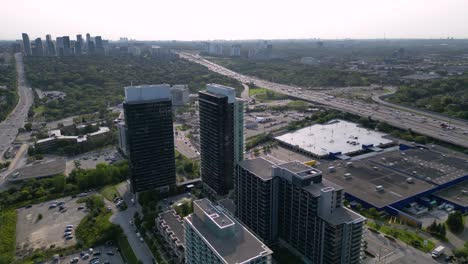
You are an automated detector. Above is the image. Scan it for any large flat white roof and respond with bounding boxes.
[124,84,171,103]
[206,84,236,103]
[275,120,393,157]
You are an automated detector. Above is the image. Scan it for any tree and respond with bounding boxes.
[446,211,464,234]
[24,123,32,131]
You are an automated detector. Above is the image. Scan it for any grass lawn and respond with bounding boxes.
[118,233,140,264]
[33,105,46,116]
[100,185,120,201]
[367,222,435,252]
[0,210,16,264]
[249,87,288,101]
[249,87,268,96]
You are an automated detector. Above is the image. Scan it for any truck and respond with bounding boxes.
[431,245,445,258]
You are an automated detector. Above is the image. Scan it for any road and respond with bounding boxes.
[178,52,468,149]
[241,83,251,102]
[364,228,442,264]
[0,53,33,160]
[110,182,156,264]
[174,130,199,159]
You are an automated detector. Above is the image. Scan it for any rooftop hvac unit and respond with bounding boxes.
[406,178,414,184]
[376,185,384,192]
[344,173,352,179]
[328,166,336,173]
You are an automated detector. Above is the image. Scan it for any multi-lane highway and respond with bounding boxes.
[0,53,33,161]
[178,52,468,149]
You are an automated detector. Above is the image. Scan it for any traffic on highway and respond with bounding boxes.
[178,52,468,149]
[0,53,33,161]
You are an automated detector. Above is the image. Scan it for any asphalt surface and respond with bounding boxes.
[364,228,443,264]
[178,52,468,149]
[241,83,251,102]
[175,130,199,159]
[0,53,33,159]
[110,182,156,264]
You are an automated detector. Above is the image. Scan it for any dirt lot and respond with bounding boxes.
[16,196,89,257]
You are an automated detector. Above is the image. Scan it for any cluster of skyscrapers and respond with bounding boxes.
[121,84,365,263]
[21,33,107,57]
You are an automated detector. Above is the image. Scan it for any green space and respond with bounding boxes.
[211,58,373,88]
[454,241,468,260]
[0,210,16,264]
[0,160,136,263]
[172,199,193,218]
[245,133,272,150]
[24,56,242,121]
[75,195,118,247]
[117,233,139,264]
[286,101,309,111]
[75,195,139,263]
[446,211,465,234]
[248,86,288,101]
[0,61,18,122]
[100,184,120,201]
[248,87,269,96]
[388,75,468,120]
[367,222,435,252]
[0,161,128,209]
[175,150,200,180]
[426,220,447,241]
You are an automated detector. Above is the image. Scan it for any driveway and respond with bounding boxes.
[109,183,155,264]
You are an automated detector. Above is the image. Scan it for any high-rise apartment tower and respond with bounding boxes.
[123,85,176,192]
[198,84,244,198]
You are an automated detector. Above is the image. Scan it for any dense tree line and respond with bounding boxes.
[175,150,200,179]
[446,211,465,234]
[389,75,468,120]
[24,55,242,121]
[0,63,18,122]
[211,58,373,88]
[0,161,128,209]
[426,220,446,240]
[0,210,16,264]
[75,195,121,248]
[68,162,128,191]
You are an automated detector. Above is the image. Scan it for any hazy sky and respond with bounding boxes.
[2,0,468,41]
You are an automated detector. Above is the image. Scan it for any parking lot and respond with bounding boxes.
[66,147,123,174]
[245,111,313,138]
[254,144,311,164]
[46,245,125,264]
[16,196,88,257]
[416,209,450,228]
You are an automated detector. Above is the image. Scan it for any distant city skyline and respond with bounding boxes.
[2,0,468,41]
